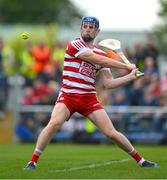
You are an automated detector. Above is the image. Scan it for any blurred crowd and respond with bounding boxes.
[0,39,65,115]
[0,35,167,143]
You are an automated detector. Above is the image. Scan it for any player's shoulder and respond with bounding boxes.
[66,38,87,55]
[69,38,86,47]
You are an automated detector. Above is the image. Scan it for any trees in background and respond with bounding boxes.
[154,0,167,54]
[0,0,83,26]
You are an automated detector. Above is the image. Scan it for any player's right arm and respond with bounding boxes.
[79,48,135,71]
[66,39,135,71]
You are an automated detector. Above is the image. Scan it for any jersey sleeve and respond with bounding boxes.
[66,39,90,57]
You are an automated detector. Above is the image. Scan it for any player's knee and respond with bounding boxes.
[47,120,62,131]
[106,129,119,140]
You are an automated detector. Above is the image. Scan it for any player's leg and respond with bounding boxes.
[89,109,134,152]
[24,103,71,170]
[35,103,70,151]
[88,109,159,168]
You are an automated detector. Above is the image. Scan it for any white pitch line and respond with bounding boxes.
[52,158,131,173]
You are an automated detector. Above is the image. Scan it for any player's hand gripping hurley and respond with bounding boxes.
[98,39,144,77]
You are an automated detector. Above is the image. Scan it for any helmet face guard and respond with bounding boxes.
[80,16,99,28]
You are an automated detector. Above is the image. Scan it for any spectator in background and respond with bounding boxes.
[52,42,66,70]
[151,90,167,135]
[0,39,4,117]
[1,41,15,76]
[129,78,144,106]
[144,56,158,76]
[20,41,36,79]
[111,89,130,130]
[136,85,159,132]
[37,62,62,85]
[143,56,159,88]
[133,41,144,70]
[32,41,51,74]
[143,34,159,69]
[161,69,167,92]
[0,69,7,118]
[47,81,60,105]
[147,74,161,98]
[32,78,51,104]
[0,38,3,69]
[15,114,36,142]
[33,112,50,134]
[140,86,159,106]
[21,87,38,105]
[112,89,129,106]
[0,38,8,117]
[21,79,52,106]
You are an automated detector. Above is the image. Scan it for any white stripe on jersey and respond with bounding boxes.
[71,40,90,57]
[63,71,94,83]
[71,40,85,50]
[63,79,95,89]
[61,88,96,94]
[64,53,75,58]
[64,61,80,68]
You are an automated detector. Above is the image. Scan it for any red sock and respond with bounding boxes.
[31,153,40,163]
[129,149,143,163]
[31,148,42,163]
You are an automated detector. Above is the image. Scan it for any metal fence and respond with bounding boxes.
[14,105,167,144]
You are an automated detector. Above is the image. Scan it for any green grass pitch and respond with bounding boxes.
[0,144,166,179]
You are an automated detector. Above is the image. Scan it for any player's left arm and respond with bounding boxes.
[100,68,138,89]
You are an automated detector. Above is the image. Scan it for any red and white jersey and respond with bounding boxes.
[61,38,106,94]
